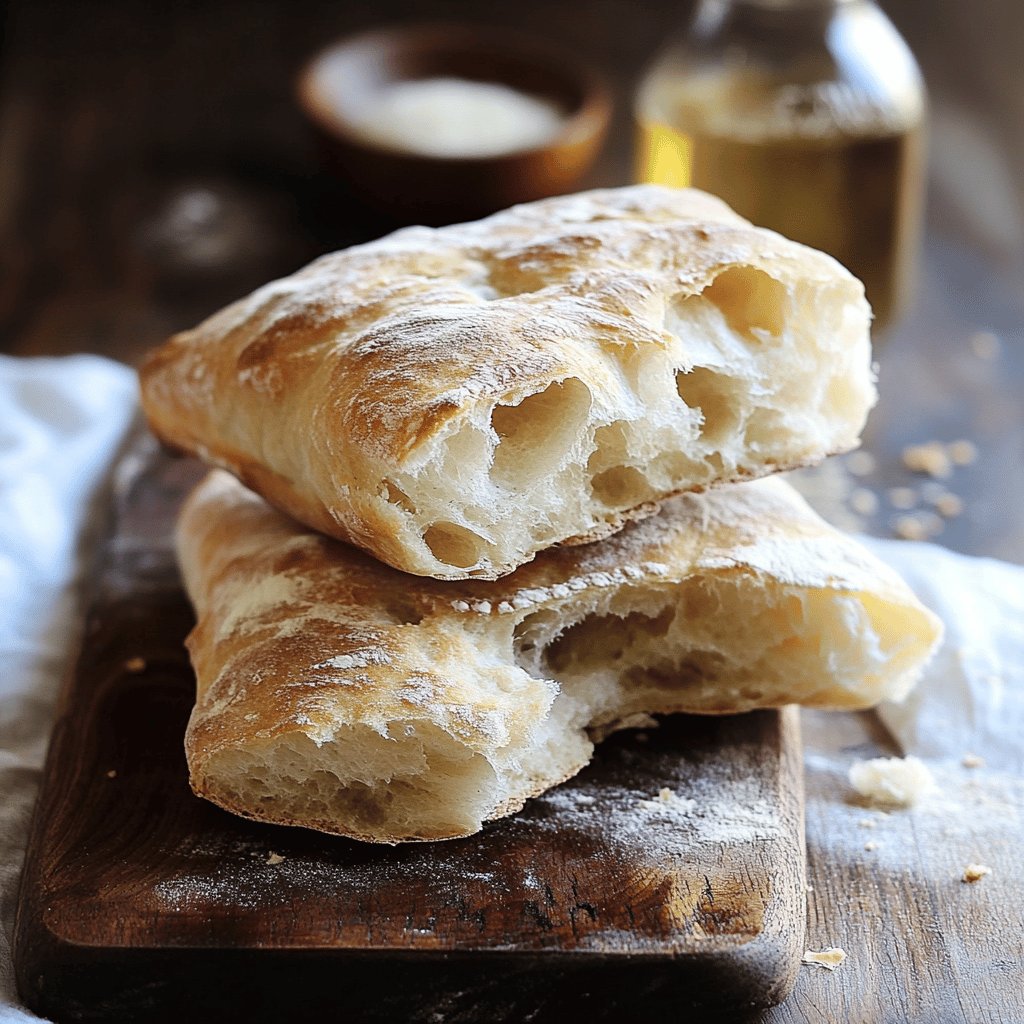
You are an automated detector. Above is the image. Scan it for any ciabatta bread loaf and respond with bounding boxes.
[178,471,940,843]
[144,185,876,580]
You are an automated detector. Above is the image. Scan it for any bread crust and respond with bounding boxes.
[142,185,875,580]
[178,471,941,843]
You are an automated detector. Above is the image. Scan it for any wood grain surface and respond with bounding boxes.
[2,1,1023,1022]
[14,434,807,1023]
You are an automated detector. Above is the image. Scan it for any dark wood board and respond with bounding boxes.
[14,434,806,1023]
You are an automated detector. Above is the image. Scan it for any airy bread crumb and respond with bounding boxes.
[802,947,847,970]
[961,753,985,769]
[266,852,285,866]
[849,756,935,807]
[948,440,978,466]
[962,864,991,883]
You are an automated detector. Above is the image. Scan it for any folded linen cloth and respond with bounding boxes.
[0,353,1020,1022]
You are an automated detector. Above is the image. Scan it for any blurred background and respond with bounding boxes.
[1,0,1022,559]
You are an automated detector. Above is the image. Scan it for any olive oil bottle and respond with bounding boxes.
[636,0,926,330]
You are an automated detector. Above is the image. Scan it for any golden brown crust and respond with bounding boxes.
[143,185,875,580]
[178,471,941,843]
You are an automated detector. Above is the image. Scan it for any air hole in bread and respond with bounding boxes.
[675,367,741,444]
[543,606,676,674]
[423,521,487,569]
[590,465,650,507]
[703,265,786,338]
[383,480,417,514]
[490,377,592,487]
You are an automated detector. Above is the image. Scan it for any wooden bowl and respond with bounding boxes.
[297,25,612,225]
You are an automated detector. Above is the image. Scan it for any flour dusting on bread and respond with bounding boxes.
[142,185,876,580]
[176,471,942,843]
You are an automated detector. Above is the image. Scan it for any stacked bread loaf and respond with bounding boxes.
[140,185,942,843]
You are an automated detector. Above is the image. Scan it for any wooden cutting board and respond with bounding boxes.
[14,434,806,1023]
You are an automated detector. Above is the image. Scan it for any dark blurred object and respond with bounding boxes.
[297,25,611,225]
[635,0,926,331]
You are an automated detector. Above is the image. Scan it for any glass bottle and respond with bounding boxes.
[635,0,926,330]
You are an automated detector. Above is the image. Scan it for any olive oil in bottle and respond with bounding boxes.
[636,0,926,330]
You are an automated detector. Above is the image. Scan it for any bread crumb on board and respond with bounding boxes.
[124,656,147,673]
[948,440,978,466]
[962,753,985,769]
[637,788,696,813]
[849,756,935,807]
[962,864,991,883]
[902,442,952,478]
[892,511,943,541]
[931,492,964,518]
[864,841,879,851]
[802,947,847,971]
[850,487,878,516]
[266,852,285,866]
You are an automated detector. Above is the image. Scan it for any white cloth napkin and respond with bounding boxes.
[0,355,138,1023]
[0,353,1020,1022]
[865,537,1024,774]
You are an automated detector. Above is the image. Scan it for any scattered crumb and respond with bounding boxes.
[864,841,879,851]
[846,451,877,477]
[892,511,943,541]
[858,818,876,829]
[106,769,117,779]
[124,657,146,673]
[802,947,847,971]
[850,488,878,516]
[969,331,1001,360]
[266,852,285,866]
[574,794,596,807]
[962,753,985,769]
[962,864,991,883]
[637,788,696,813]
[902,441,952,478]
[888,486,918,510]
[892,515,926,540]
[930,492,964,518]
[849,756,935,807]
[948,439,978,466]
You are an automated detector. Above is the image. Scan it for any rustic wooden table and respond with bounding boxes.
[2,1,1022,1021]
